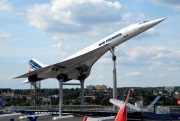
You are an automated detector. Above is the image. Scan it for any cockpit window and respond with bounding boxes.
[139,21,149,24]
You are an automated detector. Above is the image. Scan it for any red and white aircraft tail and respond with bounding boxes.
[115,103,127,121]
[114,89,131,121]
[83,90,131,121]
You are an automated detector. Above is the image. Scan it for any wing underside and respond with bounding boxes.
[14,44,110,82]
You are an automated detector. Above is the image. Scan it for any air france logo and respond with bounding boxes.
[99,33,122,46]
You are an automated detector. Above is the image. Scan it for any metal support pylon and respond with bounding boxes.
[110,47,117,111]
[56,74,66,116]
[30,81,41,110]
[80,78,85,110]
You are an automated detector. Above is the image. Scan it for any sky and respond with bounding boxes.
[0,0,180,89]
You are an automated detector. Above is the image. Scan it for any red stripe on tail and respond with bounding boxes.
[83,115,87,121]
[115,103,127,121]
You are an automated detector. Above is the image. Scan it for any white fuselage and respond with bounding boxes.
[63,18,166,62]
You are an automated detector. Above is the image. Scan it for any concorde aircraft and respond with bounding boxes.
[14,18,166,117]
[15,18,166,82]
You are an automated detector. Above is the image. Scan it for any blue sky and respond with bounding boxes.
[0,0,180,89]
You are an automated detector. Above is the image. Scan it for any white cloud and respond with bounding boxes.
[117,46,180,68]
[148,67,153,70]
[0,0,11,13]
[0,31,11,39]
[46,42,62,50]
[136,13,150,21]
[87,74,108,85]
[158,74,166,78]
[121,12,133,21]
[151,0,180,11]
[97,75,104,79]
[46,42,72,56]
[167,67,178,71]
[0,1,23,17]
[155,61,162,66]
[98,58,112,64]
[46,42,71,50]
[124,71,141,77]
[135,28,159,39]
[26,0,123,39]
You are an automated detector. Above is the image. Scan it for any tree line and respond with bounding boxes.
[0,87,179,106]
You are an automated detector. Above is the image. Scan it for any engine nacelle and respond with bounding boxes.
[28,74,43,82]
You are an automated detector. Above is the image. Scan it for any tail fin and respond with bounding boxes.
[146,96,161,111]
[22,59,46,84]
[82,115,87,121]
[115,103,127,121]
[28,58,45,72]
[114,89,132,121]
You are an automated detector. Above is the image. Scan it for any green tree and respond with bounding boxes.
[100,96,111,106]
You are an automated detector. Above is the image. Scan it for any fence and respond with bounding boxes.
[4,105,106,112]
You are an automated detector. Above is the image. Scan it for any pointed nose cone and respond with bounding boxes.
[154,18,166,25]
[144,17,166,30]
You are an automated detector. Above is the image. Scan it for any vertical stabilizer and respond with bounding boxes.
[147,96,161,111]
[28,58,45,72]
[22,59,46,84]
[115,103,127,121]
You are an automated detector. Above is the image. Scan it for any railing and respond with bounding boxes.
[169,106,180,115]
[156,106,170,114]
[3,105,109,112]
[63,105,103,111]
